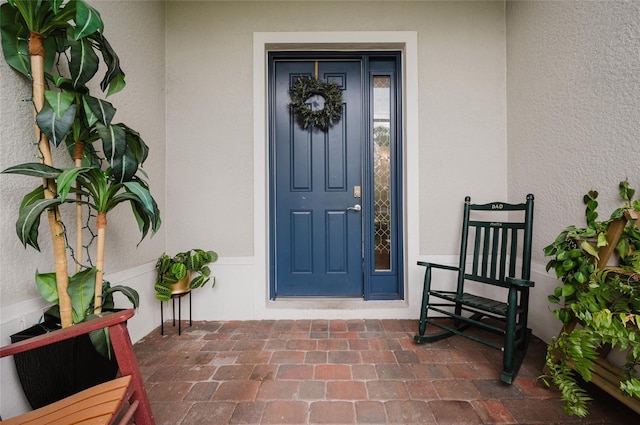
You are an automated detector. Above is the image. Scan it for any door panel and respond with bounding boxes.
[273,60,363,297]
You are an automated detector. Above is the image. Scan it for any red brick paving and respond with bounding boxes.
[134,319,637,424]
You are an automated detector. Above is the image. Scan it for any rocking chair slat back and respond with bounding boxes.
[464,220,531,289]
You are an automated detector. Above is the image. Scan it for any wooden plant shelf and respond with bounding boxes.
[589,357,640,414]
[548,208,640,414]
[589,209,640,413]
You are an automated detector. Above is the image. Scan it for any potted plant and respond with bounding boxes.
[1,0,160,408]
[542,181,640,416]
[154,249,218,301]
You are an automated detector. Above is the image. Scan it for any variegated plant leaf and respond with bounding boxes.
[88,326,111,359]
[17,186,45,250]
[96,122,126,169]
[2,162,62,178]
[130,200,151,243]
[104,285,140,309]
[35,271,59,304]
[57,166,93,201]
[0,3,30,77]
[19,185,45,209]
[18,187,48,247]
[110,146,138,183]
[36,101,76,146]
[51,0,66,14]
[67,268,97,323]
[83,95,116,126]
[73,0,103,40]
[44,90,75,117]
[105,72,126,97]
[69,37,99,88]
[17,198,61,249]
[123,181,160,223]
[120,123,149,165]
[596,232,609,248]
[581,240,600,259]
[96,34,126,95]
[49,74,76,91]
[189,275,209,289]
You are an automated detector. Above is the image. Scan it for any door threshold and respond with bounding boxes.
[267,298,408,310]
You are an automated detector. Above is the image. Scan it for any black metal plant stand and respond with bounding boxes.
[160,290,192,335]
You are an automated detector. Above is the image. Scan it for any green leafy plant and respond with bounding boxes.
[1,0,160,331]
[542,181,640,416]
[35,268,139,357]
[154,249,218,301]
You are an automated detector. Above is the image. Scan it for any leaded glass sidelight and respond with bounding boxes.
[373,76,391,271]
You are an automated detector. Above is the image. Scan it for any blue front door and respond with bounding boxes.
[271,59,363,297]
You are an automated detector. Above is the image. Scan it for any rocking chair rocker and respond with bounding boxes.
[414,194,535,384]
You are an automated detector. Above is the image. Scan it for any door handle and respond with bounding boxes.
[346,204,361,212]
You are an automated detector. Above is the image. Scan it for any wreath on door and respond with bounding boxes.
[289,77,343,131]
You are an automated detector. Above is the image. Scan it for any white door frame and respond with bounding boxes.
[252,32,420,318]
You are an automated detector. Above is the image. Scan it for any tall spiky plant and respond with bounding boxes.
[1,0,159,327]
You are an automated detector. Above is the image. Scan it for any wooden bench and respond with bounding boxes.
[0,309,154,424]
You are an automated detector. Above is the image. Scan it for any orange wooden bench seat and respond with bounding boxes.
[1,376,133,425]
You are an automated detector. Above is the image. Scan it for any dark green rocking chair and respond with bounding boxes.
[414,194,535,384]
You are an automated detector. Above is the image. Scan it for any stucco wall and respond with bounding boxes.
[165,0,507,258]
[507,0,640,342]
[161,0,508,323]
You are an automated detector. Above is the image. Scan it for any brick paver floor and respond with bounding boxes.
[133,319,637,424]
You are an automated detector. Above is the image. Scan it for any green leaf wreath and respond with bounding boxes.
[289,77,343,131]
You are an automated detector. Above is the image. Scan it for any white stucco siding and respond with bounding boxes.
[507,0,640,343]
[0,55,48,307]
[165,2,256,257]
[163,1,507,321]
[93,1,168,270]
[418,2,508,255]
[166,0,508,259]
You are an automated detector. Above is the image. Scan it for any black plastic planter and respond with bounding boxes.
[10,319,118,409]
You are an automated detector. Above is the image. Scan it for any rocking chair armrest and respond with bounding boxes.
[417,261,460,272]
[506,276,535,288]
[0,309,135,359]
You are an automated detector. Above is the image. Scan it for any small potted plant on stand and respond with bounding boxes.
[1,0,161,409]
[542,181,640,417]
[154,249,217,335]
[154,249,218,300]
